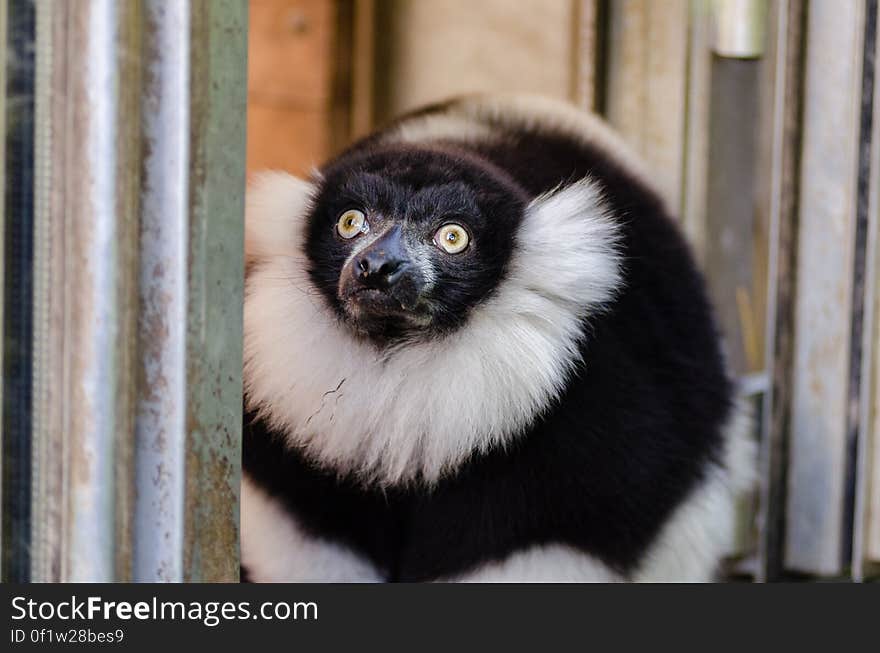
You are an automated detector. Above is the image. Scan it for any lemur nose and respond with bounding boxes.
[354,226,410,289]
[357,254,407,288]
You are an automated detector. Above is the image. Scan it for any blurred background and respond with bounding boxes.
[2,0,879,582]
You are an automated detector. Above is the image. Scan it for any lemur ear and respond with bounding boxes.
[245,171,317,270]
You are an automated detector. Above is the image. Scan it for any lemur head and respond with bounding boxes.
[304,146,528,344]
[244,130,622,483]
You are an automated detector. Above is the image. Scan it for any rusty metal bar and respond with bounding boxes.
[29,0,142,584]
[132,0,191,584]
[132,0,246,583]
[181,0,246,581]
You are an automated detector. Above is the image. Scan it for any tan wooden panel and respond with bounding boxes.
[604,0,689,213]
[374,0,577,121]
[682,2,714,263]
[573,0,601,111]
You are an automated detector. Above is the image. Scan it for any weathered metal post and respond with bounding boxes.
[26,0,246,582]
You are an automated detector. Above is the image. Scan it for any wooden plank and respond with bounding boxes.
[604,0,689,213]
[247,0,345,176]
[682,1,714,265]
[248,0,337,108]
[373,0,576,121]
[572,0,601,111]
[246,104,331,175]
[784,0,866,576]
[350,0,375,139]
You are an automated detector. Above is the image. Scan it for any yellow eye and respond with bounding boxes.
[337,209,368,239]
[434,223,470,254]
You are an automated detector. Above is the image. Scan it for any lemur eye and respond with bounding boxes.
[337,209,368,239]
[434,223,470,254]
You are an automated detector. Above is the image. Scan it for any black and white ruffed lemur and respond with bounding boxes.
[240,94,754,582]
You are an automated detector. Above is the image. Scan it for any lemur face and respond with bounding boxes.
[304,146,527,344]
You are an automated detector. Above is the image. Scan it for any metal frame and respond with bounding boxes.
[853,0,880,581]
[27,0,246,582]
[784,0,869,577]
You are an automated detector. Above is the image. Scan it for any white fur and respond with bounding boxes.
[447,545,623,583]
[241,475,383,582]
[387,113,498,146]
[635,398,756,582]
[244,174,621,485]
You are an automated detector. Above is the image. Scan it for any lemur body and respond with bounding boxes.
[242,95,753,582]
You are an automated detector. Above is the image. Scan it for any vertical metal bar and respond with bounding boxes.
[133,0,190,583]
[756,0,805,582]
[785,0,866,577]
[62,0,143,582]
[26,0,243,582]
[0,0,7,579]
[30,0,76,582]
[853,0,880,582]
[30,0,55,582]
[712,0,768,59]
[182,0,246,581]
[2,0,36,583]
[63,0,122,582]
[604,0,690,213]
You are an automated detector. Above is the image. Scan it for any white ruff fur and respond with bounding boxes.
[244,172,621,485]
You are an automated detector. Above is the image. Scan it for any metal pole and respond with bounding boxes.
[133,0,191,584]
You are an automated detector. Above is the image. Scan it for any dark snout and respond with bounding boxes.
[340,226,427,321]
[353,226,411,290]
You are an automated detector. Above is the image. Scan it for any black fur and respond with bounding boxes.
[244,100,734,580]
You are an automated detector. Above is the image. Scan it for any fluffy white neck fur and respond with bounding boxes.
[244,172,621,485]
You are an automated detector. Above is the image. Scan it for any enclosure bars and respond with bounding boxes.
[135,0,191,585]
[1,0,36,583]
[26,0,246,582]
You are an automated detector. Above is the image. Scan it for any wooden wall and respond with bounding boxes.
[247,0,360,176]
[247,0,587,176]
